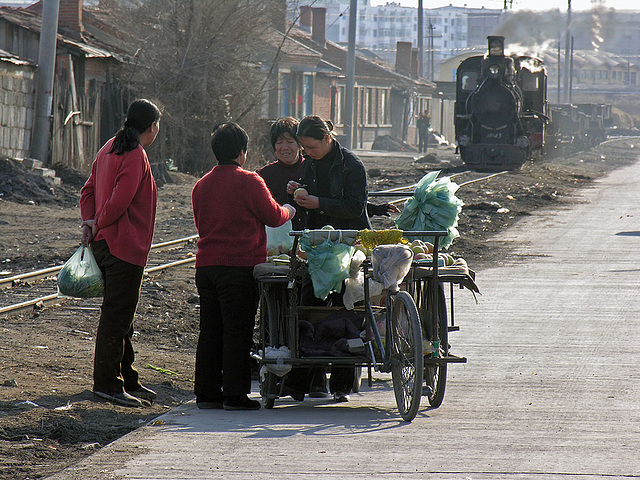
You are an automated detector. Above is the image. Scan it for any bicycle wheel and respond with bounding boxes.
[390,291,423,422]
[424,285,448,408]
[257,287,281,409]
[260,371,278,409]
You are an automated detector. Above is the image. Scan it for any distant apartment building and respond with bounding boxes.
[289,0,503,78]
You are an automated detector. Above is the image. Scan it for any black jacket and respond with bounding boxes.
[300,141,371,230]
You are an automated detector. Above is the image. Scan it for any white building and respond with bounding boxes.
[289,0,503,79]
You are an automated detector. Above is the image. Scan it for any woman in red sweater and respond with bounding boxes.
[80,99,161,407]
[192,123,295,410]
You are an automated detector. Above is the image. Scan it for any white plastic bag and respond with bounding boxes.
[266,220,293,254]
[259,346,293,379]
[371,244,413,291]
[57,245,104,298]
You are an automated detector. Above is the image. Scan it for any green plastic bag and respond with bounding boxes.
[395,170,463,249]
[57,245,104,298]
[300,231,355,300]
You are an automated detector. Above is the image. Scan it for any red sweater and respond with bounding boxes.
[192,165,291,268]
[80,138,157,267]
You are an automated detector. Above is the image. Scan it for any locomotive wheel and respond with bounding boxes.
[390,291,424,422]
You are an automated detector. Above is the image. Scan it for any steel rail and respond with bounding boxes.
[382,170,510,205]
[0,255,197,318]
[0,235,198,290]
[0,293,63,316]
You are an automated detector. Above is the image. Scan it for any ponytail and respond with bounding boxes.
[110,99,162,155]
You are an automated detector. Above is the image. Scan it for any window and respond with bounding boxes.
[336,86,345,125]
[460,71,478,91]
[380,89,389,124]
[280,73,290,117]
[303,75,313,117]
[522,71,539,91]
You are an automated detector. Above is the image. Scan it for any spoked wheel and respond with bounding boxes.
[390,291,423,422]
[424,285,448,408]
[257,286,283,409]
[260,371,278,409]
[352,366,363,393]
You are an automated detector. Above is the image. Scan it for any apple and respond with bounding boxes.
[414,253,428,260]
[293,187,308,198]
[411,245,425,255]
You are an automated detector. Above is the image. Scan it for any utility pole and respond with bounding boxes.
[31,0,60,164]
[418,0,424,78]
[344,0,357,149]
[569,36,574,104]
[557,38,561,104]
[563,0,571,103]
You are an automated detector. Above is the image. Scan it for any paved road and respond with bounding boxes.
[47,161,640,480]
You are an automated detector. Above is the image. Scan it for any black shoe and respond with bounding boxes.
[126,385,157,401]
[333,391,350,403]
[94,390,142,407]
[223,395,261,411]
[196,394,224,409]
[197,400,224,409]
[282,386,305,402]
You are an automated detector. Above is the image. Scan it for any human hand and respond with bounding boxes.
[287,181,302,195]
[387,203,401,214]
[282,203,296,220]
[294,193,319,210]
[81,220,96,245]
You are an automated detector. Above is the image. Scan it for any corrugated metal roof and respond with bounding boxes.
[0,47,34,66]
[0,6,128,62]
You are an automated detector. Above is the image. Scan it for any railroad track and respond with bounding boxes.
[369,169,508,205]
[0,170,507,318]
[0,235,198,317]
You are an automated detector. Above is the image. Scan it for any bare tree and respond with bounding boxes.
[110,0,281,173]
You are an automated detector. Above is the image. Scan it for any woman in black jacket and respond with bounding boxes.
[287,115,371,231]
[286,115,370,402]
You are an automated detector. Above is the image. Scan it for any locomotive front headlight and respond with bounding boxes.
[489,65,500,77]
[458,135,471,147]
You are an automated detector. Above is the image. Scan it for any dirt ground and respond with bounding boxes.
[1,137,639,479]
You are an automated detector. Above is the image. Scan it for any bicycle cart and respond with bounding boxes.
[252,229,478,422]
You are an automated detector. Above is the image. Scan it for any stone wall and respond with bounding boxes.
[0,60,35,160]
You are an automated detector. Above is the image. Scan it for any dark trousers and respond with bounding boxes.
[418,131,429,153]
[195,266,258,400]
[91,239,144,393]
[301,277,355,395]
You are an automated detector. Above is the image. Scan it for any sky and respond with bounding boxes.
[369,0,639,12]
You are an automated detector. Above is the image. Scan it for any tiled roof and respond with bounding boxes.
[289,27,435,92]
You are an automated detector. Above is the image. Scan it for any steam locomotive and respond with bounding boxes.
[454,36,547,171]
[454,36,611,171]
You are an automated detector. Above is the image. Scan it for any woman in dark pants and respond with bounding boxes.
[287,115,371,403]
[191,123,295,410]
[80,99,162,407]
